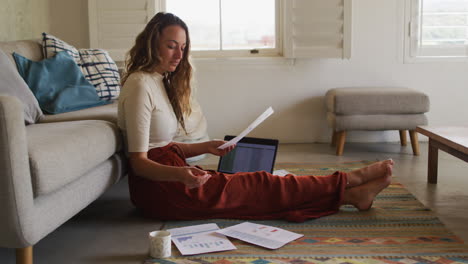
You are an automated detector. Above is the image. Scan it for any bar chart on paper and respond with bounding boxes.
[168,224,237,255]
[176,234,230,249]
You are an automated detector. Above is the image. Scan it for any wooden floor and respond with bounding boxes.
[1,142,467,264]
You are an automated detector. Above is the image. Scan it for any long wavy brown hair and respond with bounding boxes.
[122,12,192,133]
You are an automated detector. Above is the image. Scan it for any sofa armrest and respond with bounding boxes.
[0,95,35,248]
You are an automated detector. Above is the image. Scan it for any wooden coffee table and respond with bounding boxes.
[416,126,468,184]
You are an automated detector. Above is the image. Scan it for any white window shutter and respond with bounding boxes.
[407,0,421,58]
[283,0,352,59]
[88,0,163,61]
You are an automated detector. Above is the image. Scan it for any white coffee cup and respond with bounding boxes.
[149,230,171,258]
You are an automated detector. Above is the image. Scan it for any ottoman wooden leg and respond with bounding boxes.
[399,130,407,146]
[336,131,346,156]
[409,130,420,156]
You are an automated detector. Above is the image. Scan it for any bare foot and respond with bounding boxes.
[346,159,394,188]
[342,164,392,211]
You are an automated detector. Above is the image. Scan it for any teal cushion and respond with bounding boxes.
[13,51,110,114]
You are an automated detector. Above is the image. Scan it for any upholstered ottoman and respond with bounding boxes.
[325,87,430,156]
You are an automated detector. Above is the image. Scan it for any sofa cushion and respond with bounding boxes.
[42,33,120,101]
[26,120,122,196]
[0,49,43,124]
[326,87,430,115]
[0,39,43,64]
[13,51,110,114]
[40,101,118,124]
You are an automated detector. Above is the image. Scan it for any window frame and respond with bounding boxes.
[162,0,283,58]
[404,0,468,63]
[88,0,351,61]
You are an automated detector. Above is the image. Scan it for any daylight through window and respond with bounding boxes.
[407,0,468,59]
[420,0,468,46]
[165,0,278,56]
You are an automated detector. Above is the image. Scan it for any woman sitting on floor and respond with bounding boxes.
[117,12,393,222]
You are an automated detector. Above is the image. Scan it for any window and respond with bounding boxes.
[405,0,468,60]
[88,0,352,61]
[164,0,279,57]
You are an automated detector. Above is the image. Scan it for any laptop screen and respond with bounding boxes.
[217,136,279,174]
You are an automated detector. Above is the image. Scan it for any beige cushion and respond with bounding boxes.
[0,39,43,64]
[326,87,430,115]
[26,120,122,196]
[39,102,118,124]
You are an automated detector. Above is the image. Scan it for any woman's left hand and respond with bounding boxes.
[207,140,236,156]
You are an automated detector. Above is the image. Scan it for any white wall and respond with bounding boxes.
[0,0,88,47]
[192,0,468,143]
[47,0,89,48]
[0,0,50,41]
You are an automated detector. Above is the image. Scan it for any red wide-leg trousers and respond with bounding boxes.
[128,143,348,223]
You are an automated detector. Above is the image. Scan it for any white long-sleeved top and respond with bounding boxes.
[118,71,178,152]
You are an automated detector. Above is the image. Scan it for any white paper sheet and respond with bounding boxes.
[167,223,236,255]
[216,222,303,249]
[218,107,274,150]
[272,169,295,177]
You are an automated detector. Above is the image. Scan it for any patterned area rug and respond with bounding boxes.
[145,161,468,264]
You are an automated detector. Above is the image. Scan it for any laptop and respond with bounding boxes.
[217,135,279,174]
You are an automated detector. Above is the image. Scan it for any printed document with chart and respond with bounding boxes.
[217,222,303,249]
[167,223,236,255]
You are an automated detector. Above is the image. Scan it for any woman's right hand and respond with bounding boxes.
[177,166,211,189]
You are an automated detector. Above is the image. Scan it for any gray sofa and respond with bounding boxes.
[0,40,127,264]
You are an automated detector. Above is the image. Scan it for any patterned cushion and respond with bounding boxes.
[42,33,120,101]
